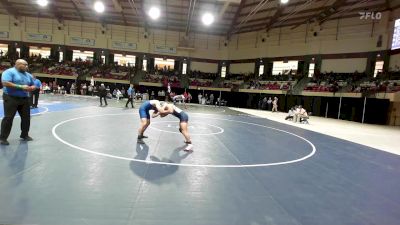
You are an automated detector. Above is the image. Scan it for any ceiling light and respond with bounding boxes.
[94,1,105,13]
[280,0,289,4]
[148,7,161,20]
[37,0,48,7]
[202,13,214,26]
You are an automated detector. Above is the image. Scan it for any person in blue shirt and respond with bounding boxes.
[30,75,42,108]
[0,59,36,145]
[125,84,135,108]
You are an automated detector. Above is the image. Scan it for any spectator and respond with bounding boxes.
[285,107,295,120]
[293,105,308,123]
[30,75,41,108]
[99,83,108,106]
[209,93,214,105]
[70,83,76,95]
[115,89,122,101]
[272,97,278,112]
[267,97,272,111]
[82,83,87,95]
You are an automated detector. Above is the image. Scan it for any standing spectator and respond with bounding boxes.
[30,75,41,108]
[261,97,268,110]
[82,83,87,95]
[88,84,93,96]
[70,83,76,95]
[121,87,126,98]
[106,86,110,96]
[187,92,192,103]
[0,59,36,145]
[66,82,71,94]
[267,97,272,111]
[272,97,278,112]
[209,93,214,105]
[125,84,135,108]
[99,83,108,106]
[90,76,95,92]
[198,93,202,104]
[183,91,188,103]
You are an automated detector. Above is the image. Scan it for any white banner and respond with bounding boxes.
[112,41,137,50]
[154,45,177,54]
[70,37,95,46]
[27,33,52,42]
[0,31,9,39]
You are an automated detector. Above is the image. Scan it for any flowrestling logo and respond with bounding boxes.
[359,12,382,20]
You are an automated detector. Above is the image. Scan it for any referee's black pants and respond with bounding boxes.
[30,89,40,107]
[125,96,134,108]
[0,94,31,140]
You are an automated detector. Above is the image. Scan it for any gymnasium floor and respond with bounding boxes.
[0,95,399,225]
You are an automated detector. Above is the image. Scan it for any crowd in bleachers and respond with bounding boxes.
[352,79,400,93]
[2,54,400,95]
[189,78,212,87]
[304,71,364,92]
[142,72,181,88]
[248,80,294,90]
[189,70,217,80]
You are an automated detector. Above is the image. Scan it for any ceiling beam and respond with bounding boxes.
[240,14,319,30]
[185,0,197,35]
[385,0,391,10]
[112,0,127,25]
[238,0,326,17]
[49,1,64,23]
[291,0,346,30]
[318,0,371,26]
[126,0,146,29]
[265,3,284,32]
[227,0,246,38]
[70,0,84,21]
[0,0,19,19]
[286,3,385,29]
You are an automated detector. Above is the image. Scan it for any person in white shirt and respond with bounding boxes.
[293,105,308,123]
[272,97,278,112]
[116,89,122,101]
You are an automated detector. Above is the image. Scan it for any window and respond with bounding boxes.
[114,54,136,66]
[308,63,315,77]
[29,46,51,58]
[155,58,175,71]
[272,61,298,75]
[374,61,384,77]
[143,59,147,71]
[221,66,226,78]
[59,52,63,62]
[72,50,94,61]
[259,64,264,76]
[0,44,8,56]
[182,62,187,75]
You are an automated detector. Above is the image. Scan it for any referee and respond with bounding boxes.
[0,59,36,145]
[30,75,41,108]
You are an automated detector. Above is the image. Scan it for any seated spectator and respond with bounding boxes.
[293,105,309,123]
[285,107,296,120]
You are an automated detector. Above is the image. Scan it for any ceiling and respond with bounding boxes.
[0,0,398,37]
